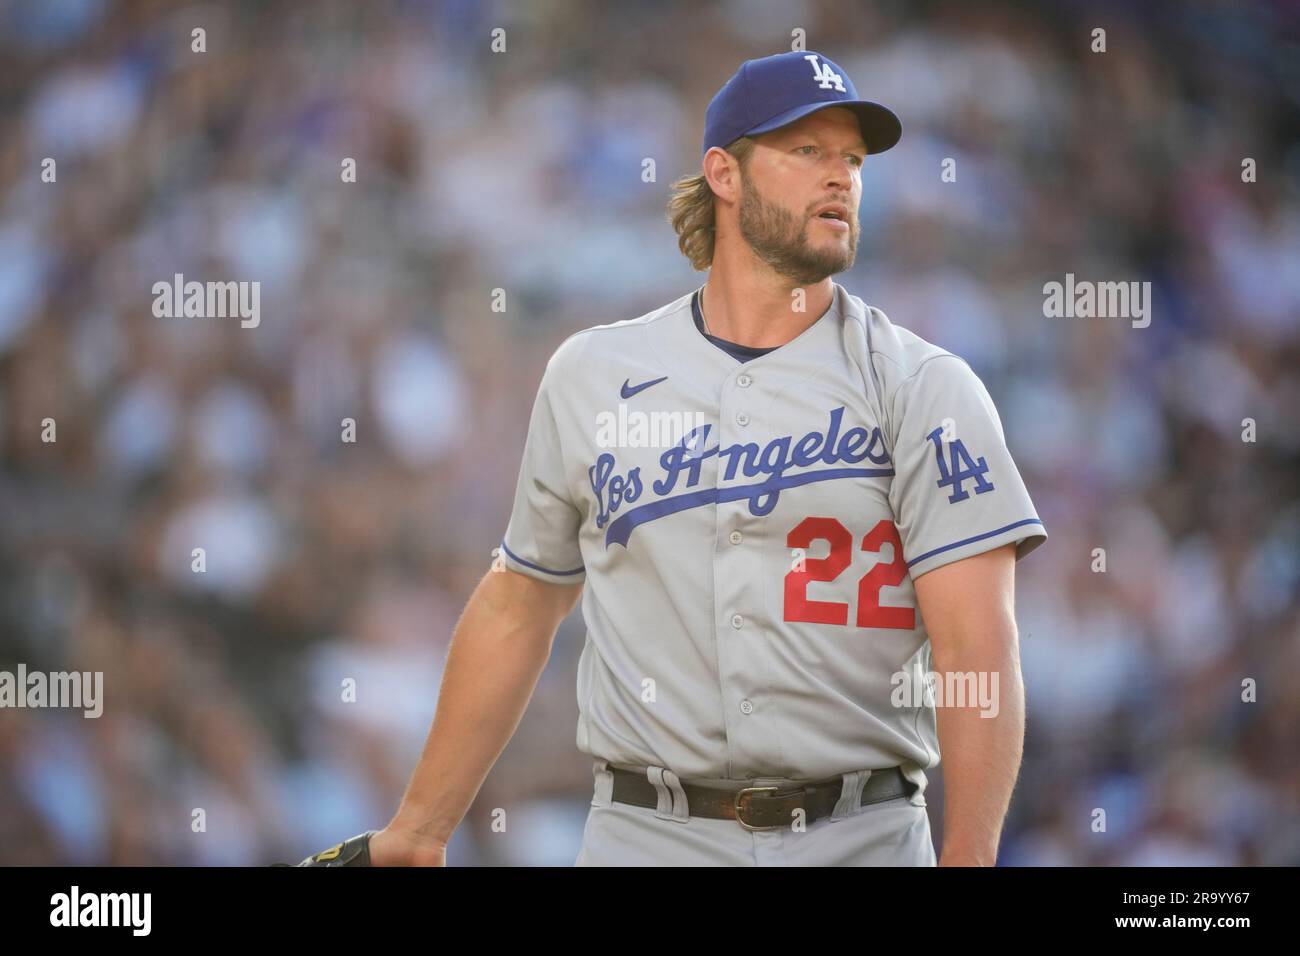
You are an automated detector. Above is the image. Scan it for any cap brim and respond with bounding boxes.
[745,100,902,155]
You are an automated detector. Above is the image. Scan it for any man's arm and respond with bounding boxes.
[369,566,583,866]
[912,542,1023,867]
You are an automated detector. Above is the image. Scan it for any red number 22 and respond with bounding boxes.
[784,517,915,629]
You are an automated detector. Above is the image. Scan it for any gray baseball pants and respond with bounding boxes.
[574,759,937,866]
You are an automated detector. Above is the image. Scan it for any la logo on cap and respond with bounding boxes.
[804,54,846,92]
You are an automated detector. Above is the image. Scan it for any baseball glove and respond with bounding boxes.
[282,830,378,867]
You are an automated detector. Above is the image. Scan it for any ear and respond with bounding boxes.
[702,146,743,205]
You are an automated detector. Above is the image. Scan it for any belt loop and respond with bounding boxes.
[647,766,690,823]
[902,765,929,807]
[832,769,871,820]
[591,759,614,808]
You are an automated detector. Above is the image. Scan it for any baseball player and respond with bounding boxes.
[294,50,1046,868]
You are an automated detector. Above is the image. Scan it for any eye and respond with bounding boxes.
[797,145,818,156]
[847,153,865,167]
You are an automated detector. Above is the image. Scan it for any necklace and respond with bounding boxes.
[699,287,711,335]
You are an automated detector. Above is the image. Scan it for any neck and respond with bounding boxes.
[701,250,835,348]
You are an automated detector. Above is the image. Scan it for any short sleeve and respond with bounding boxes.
[887,355,1046,580]
[499,363,586,583]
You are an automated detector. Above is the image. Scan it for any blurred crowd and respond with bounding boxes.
[1,0,1297,865]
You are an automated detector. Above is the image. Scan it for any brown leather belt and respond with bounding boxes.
[610,766,914,831]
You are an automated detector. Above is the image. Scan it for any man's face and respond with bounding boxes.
[737,106,866,285]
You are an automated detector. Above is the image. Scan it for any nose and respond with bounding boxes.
[823,158,854,192]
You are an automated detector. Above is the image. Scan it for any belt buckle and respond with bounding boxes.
[733,786,781,831]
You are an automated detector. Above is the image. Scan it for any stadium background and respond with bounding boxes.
[1,0,1297,865]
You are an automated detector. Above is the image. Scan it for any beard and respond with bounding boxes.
[738,176,859,285]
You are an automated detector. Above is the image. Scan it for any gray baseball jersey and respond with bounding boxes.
[499,281,1046,791]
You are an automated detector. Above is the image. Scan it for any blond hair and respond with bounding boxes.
[667,137,757,272]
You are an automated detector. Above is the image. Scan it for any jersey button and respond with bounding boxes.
[735,411,750,426]
[737,373,752,388]
[730,614,744,629]
[728,530,743,545]
[739,699,754,715]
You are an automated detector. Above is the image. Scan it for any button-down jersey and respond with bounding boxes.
[499,282,1046,785]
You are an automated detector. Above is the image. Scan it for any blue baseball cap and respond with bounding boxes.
[702,51,901,159]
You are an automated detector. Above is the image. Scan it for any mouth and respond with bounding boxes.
[813,213,850,233]
[812,203,851,233]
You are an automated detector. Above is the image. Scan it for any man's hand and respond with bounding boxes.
[367,824,448,867]
[375,568,581,856]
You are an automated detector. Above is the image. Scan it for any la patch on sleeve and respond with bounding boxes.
[925,425,995,503]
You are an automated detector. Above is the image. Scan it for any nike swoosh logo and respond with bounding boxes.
[620,376,668,399]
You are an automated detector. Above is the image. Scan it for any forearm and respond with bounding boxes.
[931,637,1024,866]
[390,571,565,843]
